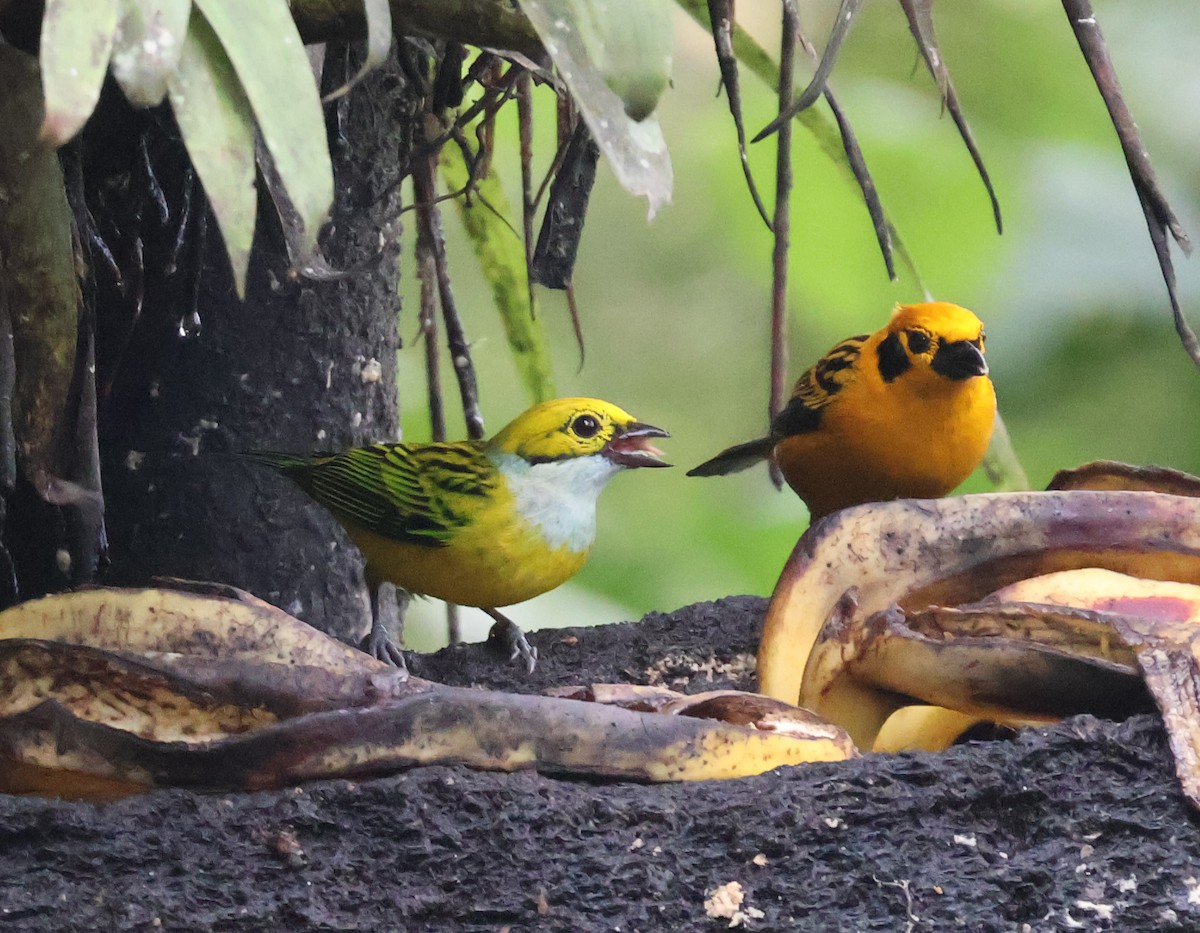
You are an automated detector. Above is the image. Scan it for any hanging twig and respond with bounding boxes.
[566,284,586,373]
[470,57,506,182]
[64,325,107,585]
[753,0,864,142]
[416,220,446,444]
[413,196,460,644]
[517,72,538,319]
[898,0,1002,235]
[706,0,772,230]
[412,156,485,440]
[529,93,577,215]
[790,18,898,283]
[822,88,895,281]
[768,1,799,490]
[400,64,523,180]
[1061,0,1198,369]
[444,126,523,241]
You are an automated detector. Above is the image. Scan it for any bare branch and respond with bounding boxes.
[1062,0,1198,369]
[768,1,799,491]
[412,157,485,440]
[898,0,1002,235]
[706,0,772,230]
[752,0,864,142]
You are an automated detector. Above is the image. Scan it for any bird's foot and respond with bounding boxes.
[485,612,538,674]
[360,622,409,674]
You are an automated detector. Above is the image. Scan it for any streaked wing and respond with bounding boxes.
[773,334,867,436]
[301,442,497,547]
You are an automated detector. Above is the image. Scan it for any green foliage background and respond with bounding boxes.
[399,0,1200,649]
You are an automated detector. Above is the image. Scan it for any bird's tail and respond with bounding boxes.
[239,450,320,476]
[686,436,775,477]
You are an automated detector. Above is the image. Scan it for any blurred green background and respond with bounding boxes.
[399,0,1200,650]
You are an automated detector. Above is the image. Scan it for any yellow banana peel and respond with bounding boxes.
[0,584,853,800]
[758,460,1200,809]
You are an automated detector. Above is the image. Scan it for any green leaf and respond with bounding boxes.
[192,0,332,259]
[0,47,80,493]
[322,0,391,103]
[569,0,673,121]
[110,0,193,107]
[167,10,256,297]
[981,413,1030,492]
[440,148,556,404]
[38,0,121,144]
[516,0,673,216]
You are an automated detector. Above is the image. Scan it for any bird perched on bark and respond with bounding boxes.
[246,397,670,672]
[688,301,996,521]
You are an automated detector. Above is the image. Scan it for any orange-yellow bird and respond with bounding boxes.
[688,302,996,520]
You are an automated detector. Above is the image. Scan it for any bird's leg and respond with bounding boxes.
[362,582,410,672]
[482,608,538,674]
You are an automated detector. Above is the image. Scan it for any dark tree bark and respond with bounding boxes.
[80,49,412,643]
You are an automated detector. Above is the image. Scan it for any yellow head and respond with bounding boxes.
[874,302,989,390]
[487,397,670,468]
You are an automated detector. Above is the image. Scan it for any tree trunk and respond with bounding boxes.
[88,48,410,643]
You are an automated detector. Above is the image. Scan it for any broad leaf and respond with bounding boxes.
[0,48,80,496]
[516,0,673,217]
[38,0,121,144]
[167,10,256,297]
[192,0,332,260]
[110,0,193,107]
[322,0,391,102]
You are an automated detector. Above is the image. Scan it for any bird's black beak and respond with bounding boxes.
[931,339,988,381]
[603,422,671,468]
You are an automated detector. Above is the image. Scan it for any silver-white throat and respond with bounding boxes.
[492,451,622,552]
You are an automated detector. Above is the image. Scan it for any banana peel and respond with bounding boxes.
[878,463,1200,753]
[759,487,1200,709]
[803,596,1155,751]
[0,580,387,675]
[1047,460,1200,497]
[759,460,1200,808]
[0,585,854,800]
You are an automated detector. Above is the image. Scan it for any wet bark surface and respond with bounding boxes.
[90,50,410,644]
[0,595,1197,931]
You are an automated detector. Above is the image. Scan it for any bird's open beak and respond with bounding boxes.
[931,339,989,380]
[604,422,671,468]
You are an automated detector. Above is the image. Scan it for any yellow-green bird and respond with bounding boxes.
[245,397,670,671]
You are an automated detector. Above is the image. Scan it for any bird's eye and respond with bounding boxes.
[572,414,601,438]
[906,329,932,354]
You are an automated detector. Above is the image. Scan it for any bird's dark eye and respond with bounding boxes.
[906,329,932,354]
[572,414,600,438]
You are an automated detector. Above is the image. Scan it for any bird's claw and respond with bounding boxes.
[360,623,409,676]
[487,618,538,674]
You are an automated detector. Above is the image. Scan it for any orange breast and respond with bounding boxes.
[775,374,996,521]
